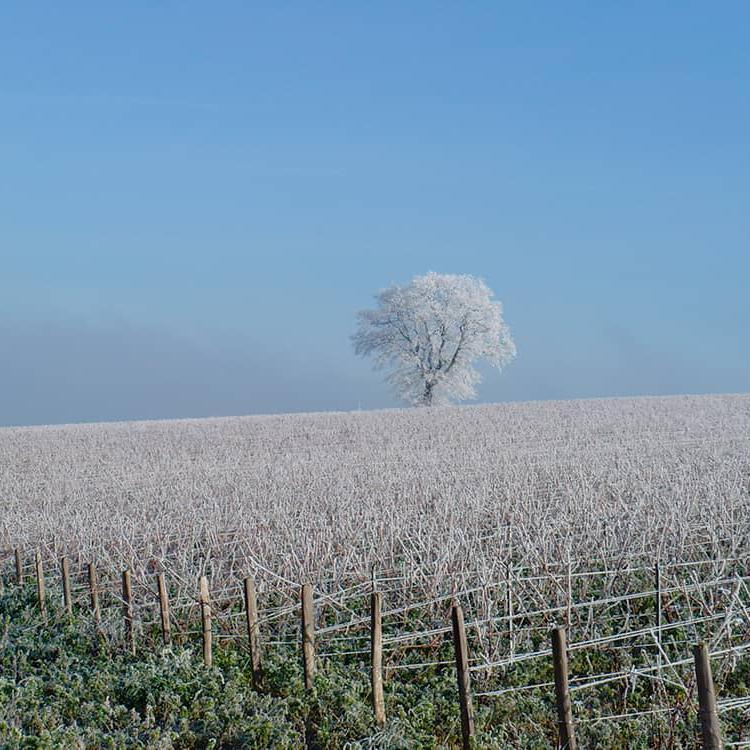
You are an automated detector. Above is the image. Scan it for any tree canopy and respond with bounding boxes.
[353,272,516,406]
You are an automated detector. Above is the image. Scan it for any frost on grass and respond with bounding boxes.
[0,393,748,606]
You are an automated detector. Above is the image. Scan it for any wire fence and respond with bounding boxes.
[2,544,750,748]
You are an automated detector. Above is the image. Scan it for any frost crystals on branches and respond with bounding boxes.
[353,272,516,406]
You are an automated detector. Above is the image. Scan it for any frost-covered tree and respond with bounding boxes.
[353,272,516,406]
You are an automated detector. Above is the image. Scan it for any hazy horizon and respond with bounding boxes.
[2,3,748,426]
[2,390,748,431]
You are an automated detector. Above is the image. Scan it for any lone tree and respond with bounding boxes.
[353,272,516,406]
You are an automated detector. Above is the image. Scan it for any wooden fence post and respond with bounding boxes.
[551,627,577,750]
[451,600,475,750]
[122,570,135,654]
[655,561,662,676]
[61,557,72,616]
[199,576,212,667]
[506,561,515,659]
[301,583,315,689]
[243,577,262,687]
[693,643,723,749]
[35,551,46,617]
[88,562,101,627]
[156,573,171,646]
[371,590,386,727]
[15,549,23,586]
[566,559,573,630]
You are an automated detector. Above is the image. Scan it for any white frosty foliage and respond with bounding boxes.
[352,272,516,406]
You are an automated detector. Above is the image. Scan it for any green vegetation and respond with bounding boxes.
[1,583,749,749]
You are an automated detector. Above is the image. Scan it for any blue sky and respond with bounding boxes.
[1,2,748,425]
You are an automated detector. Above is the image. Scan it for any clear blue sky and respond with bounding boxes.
[2,2,748,425]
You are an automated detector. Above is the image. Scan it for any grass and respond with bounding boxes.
[1,579,749,749]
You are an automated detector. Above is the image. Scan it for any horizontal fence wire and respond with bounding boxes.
[3,543,750,745]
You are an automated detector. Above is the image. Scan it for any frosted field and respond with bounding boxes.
[1,393,748,606]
